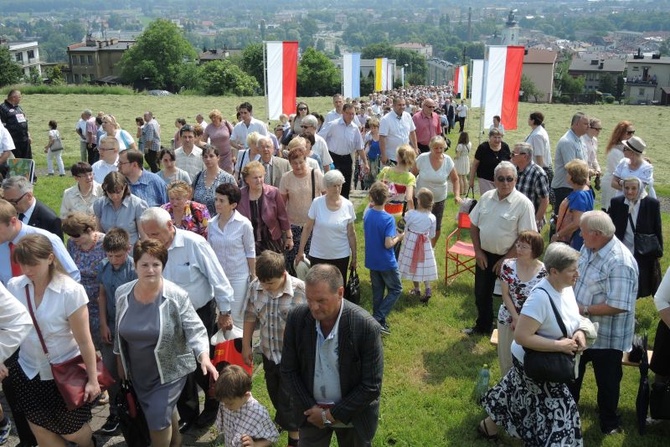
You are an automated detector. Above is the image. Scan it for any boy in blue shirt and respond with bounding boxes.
[363,181,404,335]
[97,227,137,434]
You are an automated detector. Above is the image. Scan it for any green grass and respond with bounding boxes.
[17,96,670,446]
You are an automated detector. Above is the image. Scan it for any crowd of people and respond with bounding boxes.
[0,85,668,446]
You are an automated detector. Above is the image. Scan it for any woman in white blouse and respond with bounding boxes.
[208,182,255,329]
[7,234,99,447]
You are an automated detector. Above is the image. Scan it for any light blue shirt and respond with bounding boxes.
[0,223,80,286]
[163,228,234,312]
[128,170,169,207]
[313,301,344,405]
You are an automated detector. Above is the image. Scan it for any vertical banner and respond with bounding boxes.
[343,53,361,98]
[375,58,388,91]
[470,59,485,108]
[457,65,468,99]
[265,41,299,120]
[484,45,525,130]
[386,60,394,90]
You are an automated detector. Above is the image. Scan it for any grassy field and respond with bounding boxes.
[12,94,670,446]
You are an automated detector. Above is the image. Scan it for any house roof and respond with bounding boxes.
[569,58,626,73]
[627,56,670,65]
[524,49,556,64]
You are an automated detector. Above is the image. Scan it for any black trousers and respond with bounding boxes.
[144,150,160,173]
[474,250,503,333]
[177,300,217,422]
[330,152,353,199]
[261,356,299,431]
[87,144,99,165]
[568,348,623,433]
[417,143,431,154]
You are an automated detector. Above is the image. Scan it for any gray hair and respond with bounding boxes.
[514,142,533,157]
[257,136,273,147]
[488,128,503,137]
[323,169,345,187]
[494,161,517,178]
[83,109,92,117]
[580,210,615,238]
[2,176,33,194]
[302,114,318,128]
[571,111,587,126]
[543,242,580,273]
[305,263,343,293]
[139,207,172,228]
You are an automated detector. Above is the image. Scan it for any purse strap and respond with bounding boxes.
[628,214,637,233]
[537,287,568,339]
[311,168,315,200]
[24,284,52,360]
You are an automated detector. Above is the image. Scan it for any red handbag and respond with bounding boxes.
[25,285,115,411]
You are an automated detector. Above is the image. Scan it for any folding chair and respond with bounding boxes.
[445,212,476,284]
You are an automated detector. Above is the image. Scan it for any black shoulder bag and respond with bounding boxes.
[523,288,577,384]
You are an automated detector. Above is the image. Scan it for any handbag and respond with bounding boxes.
[24,285,115,411]
[344,267,360,304]
[523,288,577,384]
[115,380,151,447]
[50,132,63,151]
[459,187,477,214]
[629,215,663,258]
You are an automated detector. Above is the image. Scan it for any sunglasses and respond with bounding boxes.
[496,176,515,183]
[626,130,636,134]
[298,107,307,111]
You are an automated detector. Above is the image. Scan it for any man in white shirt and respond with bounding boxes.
[230,102,268,151]
[456,100,468,133]
[139,207,234,431]
[325,94,361,127]
[174,125,204,180]
[299,115,332,171]
[379,97,418,164]
[91,136,119,184]
[75,111,88,162]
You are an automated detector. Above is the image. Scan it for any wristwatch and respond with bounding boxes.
[582,305,590,317]
[321,409,332,426]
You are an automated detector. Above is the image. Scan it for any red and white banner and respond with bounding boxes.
[483,45,525,130]
[454,65,467,99]
[265,41,298,120]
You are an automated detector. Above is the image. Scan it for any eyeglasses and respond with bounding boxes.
[99,147,115,152]
[512,152,527,157]
[626,130,636,134]
[117,161,130,166]
[590,127,602,131]
[496,176,515,183]
[298,107,307,111]
[77,173,93,178]
[301,125,312,129]
[6,192,28,205]
[425,105,436,109]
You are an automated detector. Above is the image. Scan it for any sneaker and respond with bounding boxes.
[409,288,421,297]
[380,324,391,336]
[0,419,11,445]
[99,415,119,435]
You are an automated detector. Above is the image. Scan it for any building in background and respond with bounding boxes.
[66,34,134,84]
[522,49,557,103]
[624,52,670,104]
[3,40,42,78]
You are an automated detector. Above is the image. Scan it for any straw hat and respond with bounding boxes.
[622,136,646,154]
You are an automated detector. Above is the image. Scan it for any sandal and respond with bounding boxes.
[409,288,421,297]
[420,288,432,304]
[477,419,498,441]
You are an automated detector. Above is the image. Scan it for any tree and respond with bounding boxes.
[598,73,616,95]
[0,47,23,87]
[45,65,65,85]
[119,19,197,91]
[240,43,264,88]
[297,47,340,96]
[28,67,42,85]
[520,74,544,102]
[200,60,260,96]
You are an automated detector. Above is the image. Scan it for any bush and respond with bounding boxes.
[604,95,615,104]
[1,84,136,95]
[560,95,572,104]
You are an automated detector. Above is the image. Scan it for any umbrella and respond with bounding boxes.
[635,334,650,435]
[115,380,151,447]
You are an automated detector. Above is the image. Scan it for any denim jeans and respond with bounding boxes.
[369,269,402,326]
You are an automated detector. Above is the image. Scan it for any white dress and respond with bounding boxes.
[453,143,471,176]
[397,210,437,281]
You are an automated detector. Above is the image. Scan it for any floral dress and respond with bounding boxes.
[497,259,548,326]
[161,200,210,238]
[192,169,236,217]
[67,237,106,348]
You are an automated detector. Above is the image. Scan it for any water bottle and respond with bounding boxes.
[472,364,490,404]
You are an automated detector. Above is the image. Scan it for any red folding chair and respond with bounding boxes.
[445,212,476,284]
